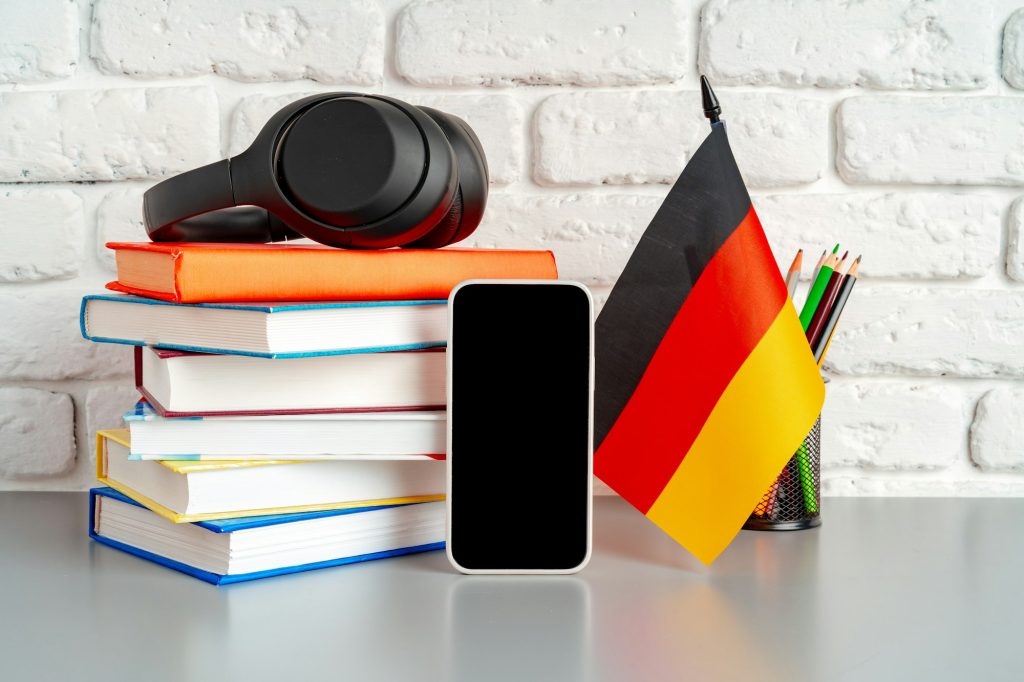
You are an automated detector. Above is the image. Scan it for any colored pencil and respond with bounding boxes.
[784,249,803,299]
[813,255,860,365]
[795,441,818,514]
[792,247,839,514]
[770,245,855,519]
[816,338,834,369]
[799,250,838,331]
[805,259,860,515]
[808,250,826,289]
[805,251,848,348]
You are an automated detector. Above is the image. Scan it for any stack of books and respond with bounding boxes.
[82,241,557,584]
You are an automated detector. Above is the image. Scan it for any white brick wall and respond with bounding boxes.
[753,194,1001,280]
[0,387,75,477]
[0,190,85,281]
[822,381,968,470]
[395,0,688,87]
[0,87,220,182]
[837,96,1024,186]
[0,289,133,381]
[1002,9,1024,90]
[700,0,994,90]
[477,194,661,285]
[1007,197,1024,282]
[0,0,78,83]
[91,0,385,84]
[84,384,138,444]
[534,90,826,187]
[971,387,1024,470]
[1,0,1023,497]
[96,185,148,271]
[824,289,1024,378]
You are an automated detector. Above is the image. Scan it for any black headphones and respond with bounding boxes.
[143,93,489,249]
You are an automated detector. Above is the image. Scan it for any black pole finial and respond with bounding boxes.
[700,75,721,125]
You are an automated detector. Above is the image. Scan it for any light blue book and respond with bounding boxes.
[89,487,445,585]
[80,294,447,358]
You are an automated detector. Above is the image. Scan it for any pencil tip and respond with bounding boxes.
[846,255,862,277]
[841,250,849,260]
[832,243,840,254]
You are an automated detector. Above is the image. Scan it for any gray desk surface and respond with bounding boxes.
[1,493,1022,682]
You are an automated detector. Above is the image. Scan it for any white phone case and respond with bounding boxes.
[445,279,594,575]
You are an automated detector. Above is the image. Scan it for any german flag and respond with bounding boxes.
[594,104,824,565]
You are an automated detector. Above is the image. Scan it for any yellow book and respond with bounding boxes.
[95,430,446,523]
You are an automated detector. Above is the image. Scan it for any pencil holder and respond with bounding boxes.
[743,416,821,531]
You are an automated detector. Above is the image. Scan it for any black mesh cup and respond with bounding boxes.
[743,416,821,531]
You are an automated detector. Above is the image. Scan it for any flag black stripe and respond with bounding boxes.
[595,125,751,449]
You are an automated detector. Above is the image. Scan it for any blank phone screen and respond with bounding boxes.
[449,282,592,571]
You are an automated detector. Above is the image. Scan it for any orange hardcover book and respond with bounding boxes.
[105,242,558,303]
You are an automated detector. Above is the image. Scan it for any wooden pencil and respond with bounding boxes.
[805,251,848,347]
[785,249,803,300]
[808,250,826,288]
[813,255,860,364]
[799,250,838,331]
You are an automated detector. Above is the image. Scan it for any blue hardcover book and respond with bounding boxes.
[80,294,447,358]
[89,487,445,585]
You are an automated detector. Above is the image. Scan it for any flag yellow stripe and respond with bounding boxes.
[645,306,824,565]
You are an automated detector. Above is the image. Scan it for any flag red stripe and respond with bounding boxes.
[594,207,789,513]
[594,124,752,450]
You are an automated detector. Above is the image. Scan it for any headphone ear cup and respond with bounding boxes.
[404,188,463,249]
[404,108,488,249]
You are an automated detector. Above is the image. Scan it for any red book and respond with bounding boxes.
[106,242,558,302]
[135,346,446,417]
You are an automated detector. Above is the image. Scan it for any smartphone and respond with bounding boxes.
[446,280,593,574]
